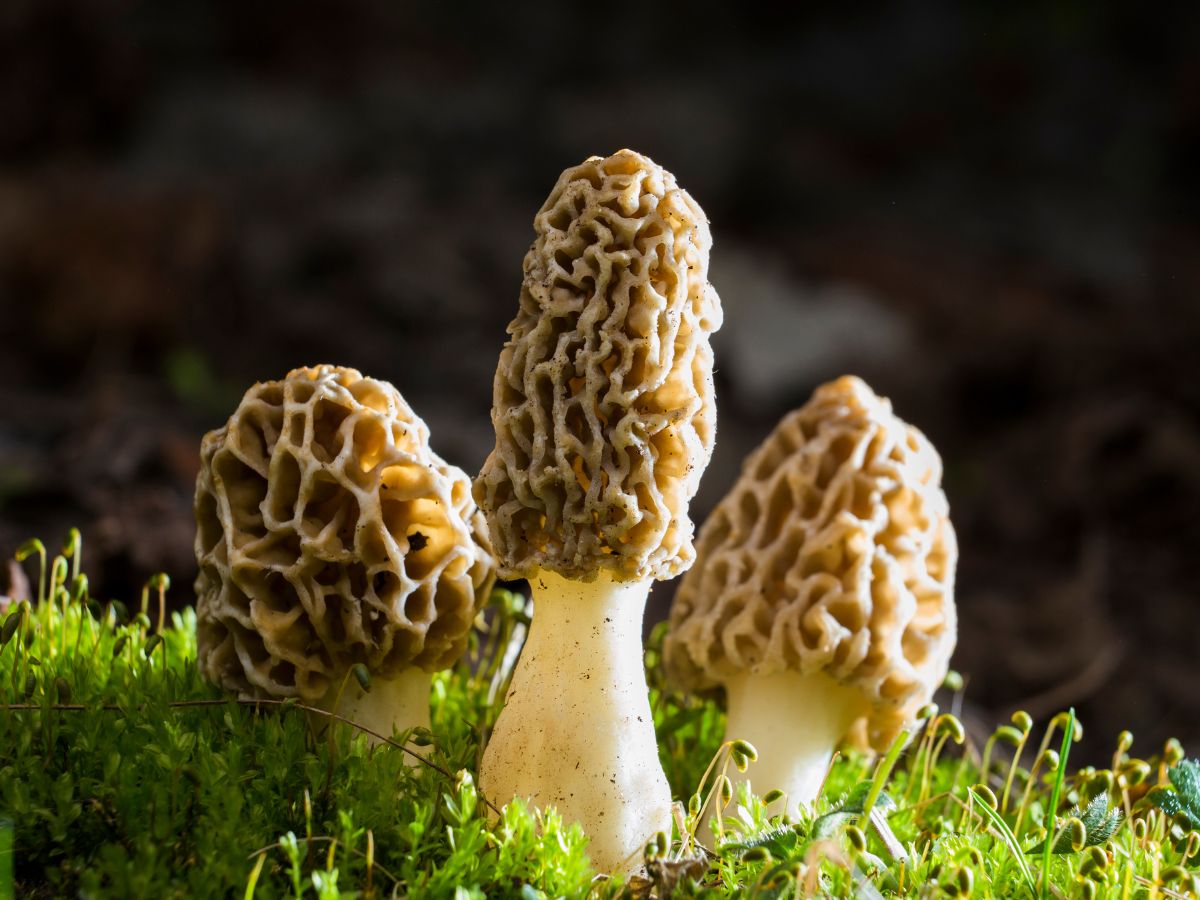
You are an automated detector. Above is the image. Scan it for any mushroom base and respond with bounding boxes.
[716,670,865,837]
[321,668,432,760]
[480,568,671,875]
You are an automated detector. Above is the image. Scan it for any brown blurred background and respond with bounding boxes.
[1,2,1198,761]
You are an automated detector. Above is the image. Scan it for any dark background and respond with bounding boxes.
[1,2,1198,762]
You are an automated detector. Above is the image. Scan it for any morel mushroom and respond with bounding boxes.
[664,376,956,823]
[194,365,495,750]
[474,149,722,873]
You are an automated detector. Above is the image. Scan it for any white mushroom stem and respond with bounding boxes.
[480,568,672,875]
[719,670,865,828]
[325,669,432,759]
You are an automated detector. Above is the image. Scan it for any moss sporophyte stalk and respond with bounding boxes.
[2,532,1200,897]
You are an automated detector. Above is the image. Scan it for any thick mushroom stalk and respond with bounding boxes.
[325,670,432,754]
[664,377,957,841]
[474,150,722,874]
[722,672,865,819]
[480,570,669,873]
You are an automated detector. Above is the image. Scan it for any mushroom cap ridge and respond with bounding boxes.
[663,375,957,752]
[474,149,723,583]
[194,365,496,702]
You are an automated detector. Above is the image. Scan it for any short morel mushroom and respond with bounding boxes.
[664,376,957,824]
[474,149,723,873]
[194,365,495,749]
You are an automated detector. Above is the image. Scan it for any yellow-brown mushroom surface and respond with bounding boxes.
[664,375,957,751]
[194,365,495,702]
[474,149,723,583]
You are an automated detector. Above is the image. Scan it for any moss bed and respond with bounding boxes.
[2,535,1198,898]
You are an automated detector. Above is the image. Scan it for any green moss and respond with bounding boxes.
[0,538,1196,898]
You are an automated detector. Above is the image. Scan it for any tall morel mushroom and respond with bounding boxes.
[664,376,956,824]
[474,149,722,873]
[195,365,495,748]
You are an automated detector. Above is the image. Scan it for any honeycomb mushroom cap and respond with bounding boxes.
[663,376,957,752]
[194,365,496,702]
[474,149,723,583]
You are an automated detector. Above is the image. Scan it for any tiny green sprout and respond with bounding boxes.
[1114,730,1134,762]
[1122,760,1151,786]
[1041,749,1061,773]
[111,636,128,658]
[1134,818,1148,840]
[14,537,44,562]
[687,793,702,817]
[719,775,733,808]
[1049,711,1084,741]
[954,866,974,896]
[655,831,668,856]
[916,702,938,721]
[1085,846,1108,869]
[1182,830,1200,861]
[731,739,758,764]
[1,608,22,647]
[973,785,998,809]
[965,847,984,868]
[1011,711,1033,735]
[935,714,966,745]
[845,825,867,853]
[741,847,771,863]
[942,670,964,692]
[14,538,47,605]
[352,664,371,693]
[50,556,68,597]
[1161,864,1189,884]
[1087,770,1113,794]
[762,789,785,805]
[1065,816,1087,852]
[993,725,1023,748]
[1164,737,1185,765]
[1079,879,1097,900]
[144,633,164,657]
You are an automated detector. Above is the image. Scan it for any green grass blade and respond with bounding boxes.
[243,852,267,900]
[861,730,908,822]
[1040,707,1075,899]
[970,786,1037,894]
